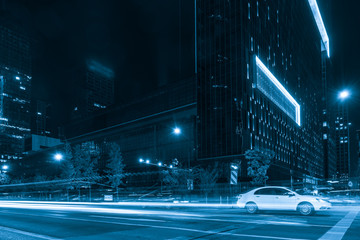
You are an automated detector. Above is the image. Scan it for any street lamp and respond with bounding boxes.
[139,158,144,163]
[173,127,181,135]
[338,90,350,100]
[2,165,8,171]
[54,153,63,161]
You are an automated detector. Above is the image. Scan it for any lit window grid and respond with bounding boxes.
[307,0,330,57]
[255,56,300,126]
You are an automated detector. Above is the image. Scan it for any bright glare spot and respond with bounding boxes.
[158,162,162,166]
[339,90,350,99]
[15,76,20,80]
[2,165,8,170]
[170,165,173,168]
[173,127,181,135]
[54,153,63,161]
[145,159,150,164]
[139,158,144,163]
[231,165,238,170]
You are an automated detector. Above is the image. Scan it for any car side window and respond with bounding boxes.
[274,188,291,195]
[254,188,276,195]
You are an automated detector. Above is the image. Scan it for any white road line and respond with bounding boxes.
[1,211,310,240]
[318,210,359,240]
[89,214,167,222]
[0,225,62,240]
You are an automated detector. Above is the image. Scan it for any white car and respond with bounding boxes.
[237,186,331,216]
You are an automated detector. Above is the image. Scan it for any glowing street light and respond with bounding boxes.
[2,165,8,170]
[173,127,181,135]
[339,90,350,100]
[158,162,162,167]
[145,159,150,164]
[54,153,63,161]
[139,158,144,163]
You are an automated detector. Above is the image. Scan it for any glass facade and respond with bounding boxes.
[0,24,32,164]
[197,0,325,179]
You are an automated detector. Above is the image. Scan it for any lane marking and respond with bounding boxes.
[318,210,359,240]
[89,215,167,222]
[0,209,338,229]
[0,225,62,240]
[0,211,310,240]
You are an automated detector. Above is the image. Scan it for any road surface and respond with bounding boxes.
[0,201,358,239]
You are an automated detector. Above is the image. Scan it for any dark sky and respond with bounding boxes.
[3,0,360,132]
[5,0,195,125]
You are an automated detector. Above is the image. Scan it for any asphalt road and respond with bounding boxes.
[0,201,359,240]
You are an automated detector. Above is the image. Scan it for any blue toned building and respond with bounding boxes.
[72,60,115,119]
[196,0,330,182]
[0,23,32,165]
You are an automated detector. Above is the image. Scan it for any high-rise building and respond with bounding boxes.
[356,130,360,177]
[335,104,351,177]
[72,60,114,119]
[0,23,32,164]
[34,100,52,136]
[196,0,329,181]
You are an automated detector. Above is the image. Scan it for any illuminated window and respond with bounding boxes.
[255,56,300,126]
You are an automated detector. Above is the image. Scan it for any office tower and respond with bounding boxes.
[72,60,114,119]
[335,105,351,177]
[196,0,329,181]
[0,23,32,163]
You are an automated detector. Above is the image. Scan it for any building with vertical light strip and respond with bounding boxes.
[196,0,330,182]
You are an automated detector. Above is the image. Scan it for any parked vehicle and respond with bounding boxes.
[236,186,331,216]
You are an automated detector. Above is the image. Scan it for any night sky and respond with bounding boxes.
[3,0,360,131]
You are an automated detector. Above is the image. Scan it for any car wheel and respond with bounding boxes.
[245,202,258,214]
[297,202,314,216]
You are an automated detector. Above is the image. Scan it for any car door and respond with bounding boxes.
[253,188,278,210]
[273,188,298,210]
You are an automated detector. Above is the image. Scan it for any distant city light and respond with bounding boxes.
[139,158,144,163]
[173,127,181,135]
[145,159,150,164]
[2,165,8,170]
[15,76,20,80]
[339,90,350,100]
[169,165,173,169]
[54,153,63,161]
[158,162,162,167]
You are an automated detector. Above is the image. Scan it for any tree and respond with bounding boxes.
[162,168,199,198]
[198,164,219,203]
[0,172,10,184]
[105,142,125,201]
[60,142,100,199]
[245,149,275,186]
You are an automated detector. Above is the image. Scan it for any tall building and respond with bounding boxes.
[356,130,360,177]
[72,60,114,119]
[335,104,351,177]
[0,23,32,164]
[196,0,329,181]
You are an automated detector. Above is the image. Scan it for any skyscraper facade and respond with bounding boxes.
[0,24,32,164]
[72,60,114,119]
[196,0,329,181]
[335,105,351,177]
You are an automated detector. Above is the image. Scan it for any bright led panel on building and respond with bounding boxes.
[255,56,301,126]
[308,0,330,58]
